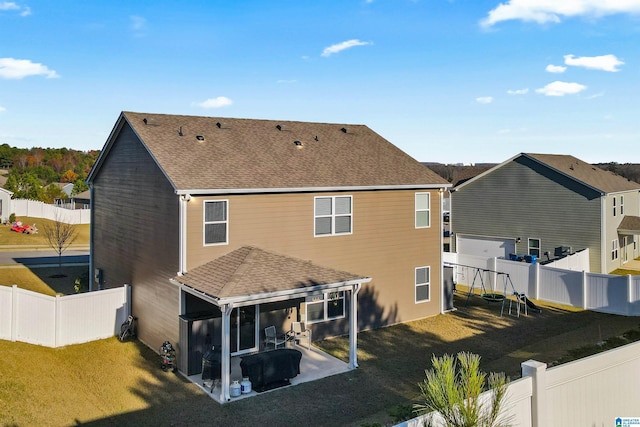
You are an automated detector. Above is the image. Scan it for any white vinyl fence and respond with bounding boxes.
[0,285,129,347]
[397,340,640,427]
[444,250,640,316]
[10,199,90,224]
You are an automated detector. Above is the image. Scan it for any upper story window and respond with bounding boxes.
[612,239,619,261]
[415,192,430,228]
[204,200,228,245]
[415,266,430,303]
[528,238,540,257]
[613,197,616,216]
[314,196,352,236]
[621,196,624,215]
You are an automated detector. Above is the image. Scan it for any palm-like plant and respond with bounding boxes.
[415,352,510,427]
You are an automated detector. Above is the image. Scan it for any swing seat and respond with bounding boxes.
[481,293,505,302]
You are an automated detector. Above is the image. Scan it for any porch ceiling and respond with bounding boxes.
[171,246,371,306]
[618,215,640,236]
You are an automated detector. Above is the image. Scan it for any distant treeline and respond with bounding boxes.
[0,143,100,203]
[424,162,640,186]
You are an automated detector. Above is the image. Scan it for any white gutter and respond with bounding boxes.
[174,184,451,196]
[169,277,371,307]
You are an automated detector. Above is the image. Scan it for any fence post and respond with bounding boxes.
[582,270,588,309]
[628,275,633,316]
[521,360,548,427]
[55,294,61,348]
[11,285,18,342]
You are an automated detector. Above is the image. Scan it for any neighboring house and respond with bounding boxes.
[71,190,91,209]
[450,153,640,273]
[54,182,74,197]
[0,187,13,223]
[87,111,450,399]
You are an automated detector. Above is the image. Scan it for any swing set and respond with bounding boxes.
[447,262,541,317]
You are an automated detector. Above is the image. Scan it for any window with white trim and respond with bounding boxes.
[528,238,541,257]
[621,196,624,215]
[415,193,430,228]
[203,200,228,245]
[612,239,619,261]
[305,291,345,324]
[613,197,617,216]
[415,266,430,303]
[314,196,352,236]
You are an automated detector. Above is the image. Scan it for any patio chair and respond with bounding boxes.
[264,325,288,349]
[288,322,312,350]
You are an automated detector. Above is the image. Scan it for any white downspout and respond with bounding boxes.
[440,188,445,314]
[88,184,94,292]
[601,195,607,274]
[178,194,190,274]
[348,282,362,369]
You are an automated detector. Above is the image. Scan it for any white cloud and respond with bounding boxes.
[321,39,371,57]
[507,88,529,95]
[0,105,6,112]
[0,2,19,10]
[0,1,30,16]
[481,0,640,27]
[193,96,233,109]
[476,96,494,104]
[0,58,59,79]
[546,64,567,73]
[564,54,624,72]
[130,15,147,36]
[535,81,587,96]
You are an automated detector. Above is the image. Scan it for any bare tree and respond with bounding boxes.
[42,211,79,268]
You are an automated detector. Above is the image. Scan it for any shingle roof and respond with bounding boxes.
[118,111,448,191]
[618,216,640,235]
[526,153,640,193]
[173,246,369,300]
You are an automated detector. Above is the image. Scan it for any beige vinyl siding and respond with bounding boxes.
[452,157,603,272]
[92,122,181,350]
[185,189,442,328]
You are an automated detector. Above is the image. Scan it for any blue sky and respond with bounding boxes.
[1,0,639,164]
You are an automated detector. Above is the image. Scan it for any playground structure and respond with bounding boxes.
[445,262,542,317]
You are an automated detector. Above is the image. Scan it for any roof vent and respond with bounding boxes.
[216,122,221,128]
[196,135,205,141]
[314,135,319,141]
[276,124,282,131]
[178,126,184,136]
[340,127,347,133]
[294,140,303,148]
[143,118,148,125]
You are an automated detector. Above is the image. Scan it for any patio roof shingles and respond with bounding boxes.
[174,246,369,300]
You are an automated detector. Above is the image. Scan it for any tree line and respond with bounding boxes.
[0,144,100,203]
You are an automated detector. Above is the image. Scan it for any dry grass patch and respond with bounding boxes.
[1,216,89,246]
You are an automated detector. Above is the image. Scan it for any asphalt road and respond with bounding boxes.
[0,249,89,266]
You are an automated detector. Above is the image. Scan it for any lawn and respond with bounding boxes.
[1,216,90,246]
[2,280,639,426]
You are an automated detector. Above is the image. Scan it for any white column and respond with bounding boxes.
[349,283,361,369]
[219,304,233,402]
[521,359,548,427]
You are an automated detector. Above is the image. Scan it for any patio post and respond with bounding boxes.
[348,282,362,369]
[219,303,233,402]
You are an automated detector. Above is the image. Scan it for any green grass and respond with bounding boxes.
[2,288,640,427]
[1,216,90,246]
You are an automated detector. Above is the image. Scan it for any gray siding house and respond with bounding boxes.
[450,153,640,273]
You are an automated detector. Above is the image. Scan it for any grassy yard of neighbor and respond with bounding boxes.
[1,216,90,246]
[2,285,639,427]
